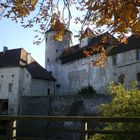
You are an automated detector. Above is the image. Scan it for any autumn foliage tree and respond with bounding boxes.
[1,0,140,39]
[1,0,140,65]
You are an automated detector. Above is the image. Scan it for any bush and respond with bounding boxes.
[90,81,140,140]
[77,85,96,94]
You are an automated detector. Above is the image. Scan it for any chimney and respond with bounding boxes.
[26,53,31,64]
[3,46,8,53]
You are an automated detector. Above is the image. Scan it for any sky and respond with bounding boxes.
[0,18,46,67]
[0,4,82,67]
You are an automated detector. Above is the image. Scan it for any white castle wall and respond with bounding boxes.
[45,30,140,95]
[56,49,139,94]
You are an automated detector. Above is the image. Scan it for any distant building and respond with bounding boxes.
[0,47,55,115]
[45,28,140,94]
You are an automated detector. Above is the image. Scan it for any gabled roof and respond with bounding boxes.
[60,32,119,64]
[0,48,21,67]
[26,62,55,81]
[0,48,55,81]
[109,35,140,55]
[60,34,140,64]
[80,27,96,39]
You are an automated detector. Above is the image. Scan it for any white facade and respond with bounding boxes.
[0,66,55,115]
[0,48,55,115]
[45,30,140,95]
[0,67,21,114]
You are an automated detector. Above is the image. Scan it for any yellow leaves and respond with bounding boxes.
[92,46,107,67]
[120,36,128,44]
[83,49,93,56]
[132,20,140,34]
[51,15,65,42]
[113,22,127,33]
[54,31,64,42]
[31,0,37,6]
[12,0,37,17]
[83,45,107,67]
[84,0,140,36]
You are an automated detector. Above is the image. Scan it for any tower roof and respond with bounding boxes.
[80,27,96,39]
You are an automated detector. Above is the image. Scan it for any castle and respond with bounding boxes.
[45,28,140,95]
[0,28,139,115]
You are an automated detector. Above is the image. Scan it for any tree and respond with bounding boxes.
[1,0,140,40]
[1,0,140,66]
[90,82,140,140]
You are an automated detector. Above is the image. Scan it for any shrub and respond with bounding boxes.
[90,81,140,140]
[77,85,96,94]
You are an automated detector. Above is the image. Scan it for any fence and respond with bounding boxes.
[0,115,140,140]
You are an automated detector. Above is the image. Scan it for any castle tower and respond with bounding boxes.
[45,28,72,84]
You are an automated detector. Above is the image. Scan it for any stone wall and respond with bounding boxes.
[20,94,110,116]
[47,49,140,95]
[19,94,110,140]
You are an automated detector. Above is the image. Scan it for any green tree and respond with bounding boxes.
[91,82,140,140]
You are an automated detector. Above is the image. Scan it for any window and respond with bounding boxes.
[47,88,50,96]
[136,50,140,60]
[47,58,50,62]
[112,55,117,66]
[118,74,125,84]
[56,58,58,62]
[0,84,1,92]
[8,83,13,92]
[56,84,61,88]
[1,75,3,78]
[137,73,140,82]
[56,49,58,52]
[26,73,29,77]
[49,71,52,74]
[11,74,14,77]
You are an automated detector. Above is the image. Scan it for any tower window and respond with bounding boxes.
[47,58,50,62]
[112,55,117,66]
[0,84,1,92]
[136,49,140,60]
[8,83,13,92]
